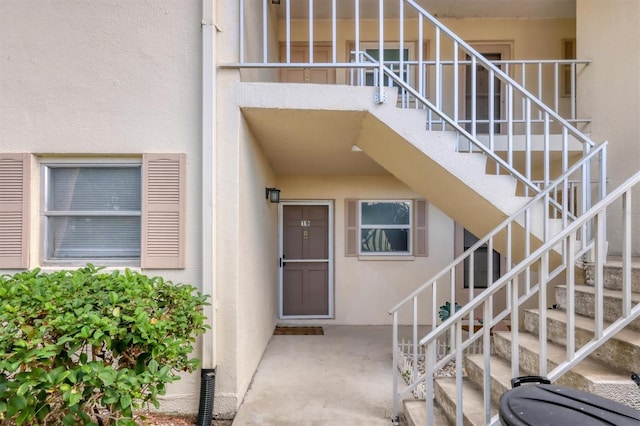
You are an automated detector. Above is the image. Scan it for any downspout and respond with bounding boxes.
[197,0,217,424]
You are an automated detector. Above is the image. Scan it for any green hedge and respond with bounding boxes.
[0,265,208,425]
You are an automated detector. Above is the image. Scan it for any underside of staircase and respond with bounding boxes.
[239,83,571,264]
[403,260,640,426]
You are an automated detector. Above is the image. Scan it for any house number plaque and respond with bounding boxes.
[300,220,311,227]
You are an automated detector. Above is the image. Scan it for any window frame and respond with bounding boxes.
[359,42,416,89]
[358,199,413,256]
[40,159,142,266]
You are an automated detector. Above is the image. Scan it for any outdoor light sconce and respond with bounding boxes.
[266,187,281,203]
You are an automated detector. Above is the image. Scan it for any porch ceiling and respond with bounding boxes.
[275,0,576,20]
[241,108,390,175]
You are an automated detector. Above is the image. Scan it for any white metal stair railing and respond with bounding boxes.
[388,142,606,424]
[348,56,591,130]
[407,171,640,426]
[349,50,601,232]
[347,0,598,197]
[348,49,602,206]
[232,0,601,201]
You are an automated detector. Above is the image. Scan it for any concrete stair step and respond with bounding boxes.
[464,353,514,407]
[555,285,640,331]
[583,258,640,292]
[402,399,449,426]
[493,330,640,409]
[434,377,498,426]
[525,308,640,373]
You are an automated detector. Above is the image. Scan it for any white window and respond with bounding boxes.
[359,200,412,255]
[359,43,414,88]
[42,163,142,264]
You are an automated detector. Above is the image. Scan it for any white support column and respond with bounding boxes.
[622,191,632,317]
[377,0,385,103]
[309,0,314,63]
[566,232,576,359]
[201,0,217,370]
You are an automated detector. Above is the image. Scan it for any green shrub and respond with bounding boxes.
[0,265,208,425]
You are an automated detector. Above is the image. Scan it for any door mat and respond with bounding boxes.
[273,326,324,336]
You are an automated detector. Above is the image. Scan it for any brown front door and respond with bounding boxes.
[281,204,330,317]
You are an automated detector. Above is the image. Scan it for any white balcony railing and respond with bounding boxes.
[348,58,590,130]
[230,0,596,192]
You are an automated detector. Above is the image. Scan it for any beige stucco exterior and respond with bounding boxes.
[2,0,640,420]
[577,0,640,256]
[1,0,204,412]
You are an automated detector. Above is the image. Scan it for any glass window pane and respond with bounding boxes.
[48,216,141,259]
[361,228,409,253]
[361,201,410,225]
[364,48,410,87]
[365,48,409,62]
[50,167,141,211]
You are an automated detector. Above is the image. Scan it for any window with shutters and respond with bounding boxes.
[359,200,412,255]
[345,198,428,258]
[40,155,185,268]
[41,162,142,264]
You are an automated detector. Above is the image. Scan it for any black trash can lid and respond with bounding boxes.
[499,383,640,426]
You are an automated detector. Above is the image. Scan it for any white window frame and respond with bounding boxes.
[40,159,142,266]
[359,42,416,87]
[358,200,412,256]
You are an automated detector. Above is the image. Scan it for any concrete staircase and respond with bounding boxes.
[406,260,640,425]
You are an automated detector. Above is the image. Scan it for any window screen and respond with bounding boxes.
[44,165,141,261]
[359,200,411,254]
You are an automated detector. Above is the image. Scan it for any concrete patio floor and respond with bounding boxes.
[231,325,404,426]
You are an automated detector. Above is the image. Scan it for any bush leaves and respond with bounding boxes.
[0,265,208,425]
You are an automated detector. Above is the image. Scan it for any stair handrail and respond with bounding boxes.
[350,57,591,127]
[359,51,597,202]
[388,141,607,423]
[233,0,598,194]
[348,0,599,202]
[401,0,594,146]
[388,142,607,316]
[402,0,595,133]
[416,170,640,425]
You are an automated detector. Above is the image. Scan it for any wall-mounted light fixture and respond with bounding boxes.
[265,187,281,203]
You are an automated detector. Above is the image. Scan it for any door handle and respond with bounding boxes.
[280,255,286,267]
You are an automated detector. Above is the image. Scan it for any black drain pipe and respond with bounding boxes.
[196,368,216,426]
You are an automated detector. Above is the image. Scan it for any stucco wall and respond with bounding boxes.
[0,0,204,414]
[1,1,201,155]
[239,0,280,82]
[236,119,279,404]
[209,94,281,417]
[577,0,640,255]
